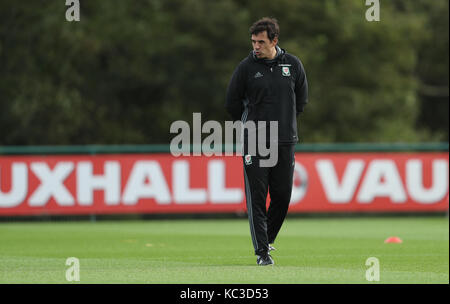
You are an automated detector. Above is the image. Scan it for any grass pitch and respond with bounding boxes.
[0,216,448,284]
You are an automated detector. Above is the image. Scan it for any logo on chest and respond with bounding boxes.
[244,154,252,165]
[281,66,291,76]
[254,72,263,78]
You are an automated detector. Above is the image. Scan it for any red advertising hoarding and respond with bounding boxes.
[0,152,448,216]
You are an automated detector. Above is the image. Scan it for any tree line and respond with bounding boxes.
[0,0,448,145]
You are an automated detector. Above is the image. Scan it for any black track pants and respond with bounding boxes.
[243,144,295,256]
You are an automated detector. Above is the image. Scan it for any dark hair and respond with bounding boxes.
[249,17,280,41]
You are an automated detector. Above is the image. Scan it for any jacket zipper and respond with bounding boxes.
[268,64,275,97]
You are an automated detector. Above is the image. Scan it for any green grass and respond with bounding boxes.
[0,217,448,284]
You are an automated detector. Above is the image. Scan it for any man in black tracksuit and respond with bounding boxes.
[225,17,308,265]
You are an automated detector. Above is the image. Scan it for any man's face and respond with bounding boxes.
[251,31,278,59]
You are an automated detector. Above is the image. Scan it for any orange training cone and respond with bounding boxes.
[384,236,403,243]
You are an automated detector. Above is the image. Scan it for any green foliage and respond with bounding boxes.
[0,0,448,144]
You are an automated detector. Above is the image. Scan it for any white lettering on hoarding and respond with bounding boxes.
[208,160,242,204]
[0,163,28,207]
[77,161,121,206]
[29,162,75,206]
[173,161,207,204]
[290,162,309,204]
[357,160,407,203]
[316,160,365,203]
[315,159,449,204]
[406,159,449,204]
[0,158,448,208]
[122,161,171,205]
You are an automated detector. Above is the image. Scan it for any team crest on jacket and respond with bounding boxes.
[282,66,291,76]
[244,155,252,165]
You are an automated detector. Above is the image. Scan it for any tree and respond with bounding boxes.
[0,0,447,145]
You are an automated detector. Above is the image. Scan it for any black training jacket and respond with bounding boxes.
[225,47,308,145]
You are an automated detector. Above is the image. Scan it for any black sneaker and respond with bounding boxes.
[256,254,274,266]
